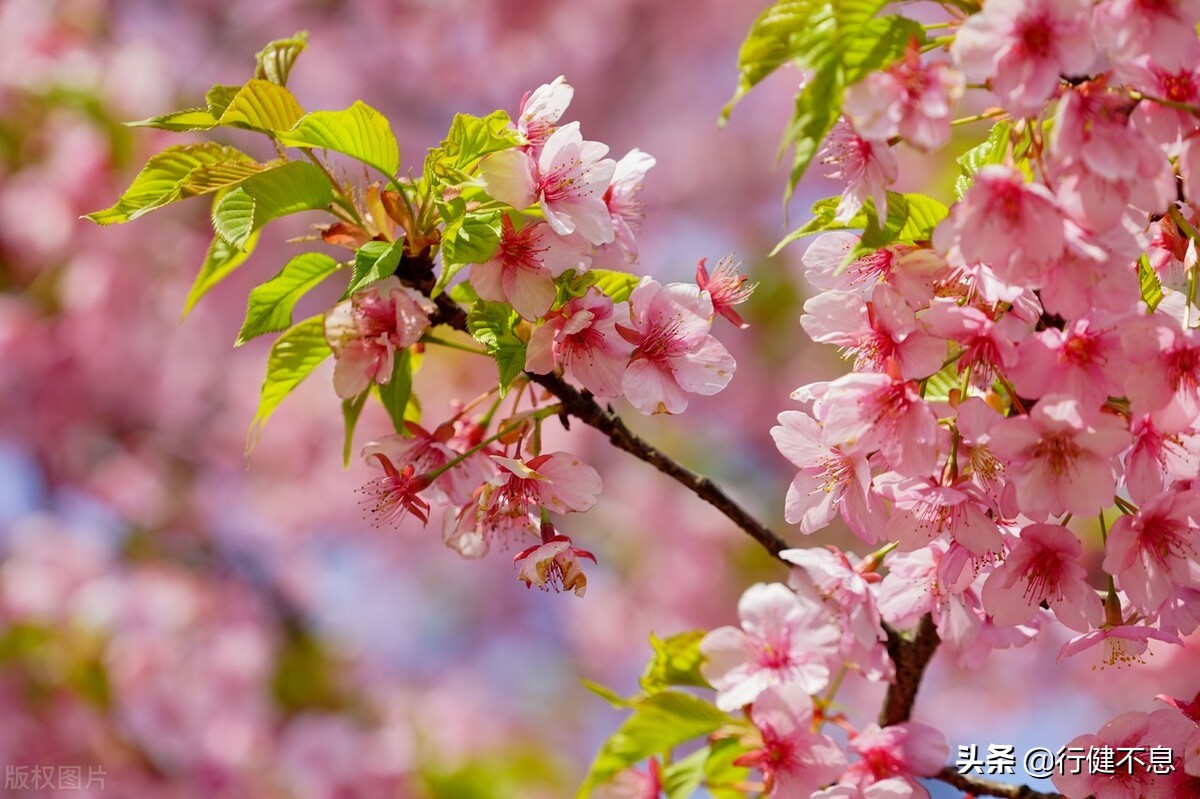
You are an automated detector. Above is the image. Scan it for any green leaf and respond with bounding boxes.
[342,389,370,467]
[956,120,1011,200]
[346,239,404,297]
[237,252,340,345]
[640,631,711,693]
[784,66,842,204]
[217,78,306,132]
[277,101,401,177]
[125,106,222,132]
[662,746,709,799]
[250,315,331,443]
[377,349,413,433]
[842,15,924,84]
[427,111,522,183]
[255,31,309,86]
[773,191,947,254]
[704,738,753,799]
[1139,255,1164,310]
[183,228,260,317]
[467,300,527,396]
[724,0,818,118]
[590,270,640,303]
[578,691,730,797]
[580,678,633,709]
[205,84,242,118]
[447,280,480,305]
[442,210,502,266]
[212,161,333,249]
[85,143,257,224]
[921,356,961,403]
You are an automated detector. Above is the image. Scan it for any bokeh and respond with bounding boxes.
[2,1,1197,797]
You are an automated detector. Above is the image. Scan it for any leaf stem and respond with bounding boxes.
[422,334,486,355]
[951,109,1007,127]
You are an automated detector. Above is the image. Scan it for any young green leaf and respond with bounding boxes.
[341,389,370,467]
[955,120,1012,199]
[441,210,502,267]
[183,229,260,317]
[277,101,401,178]
[640,631,711,693]
[467,300,527,396]
[590,270,640,303]
[346,239,404,297]
[1139,255,1165,311]
[85,143,257,225]
[217,78,306,132]
[427,111,523,184]
[661,746,709,799]
[237,252,340,345]
[377,349,413,433]
[211,161,333,249]
[254,31,309,87]
[249,315,332,446]
[577,691,731,797]
[773,191,947,254]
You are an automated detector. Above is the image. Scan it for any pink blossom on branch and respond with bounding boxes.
[323,277,436,399]
[479,121,617,244]
[841,721,950,796]
[819,120,898,224]
[525,288,633,398]
[843,48,964,152]
[470,216,591,320]
[736,683,848,798]
[981,523,1102,632]
[618,277,736,415]
[516,75,574,150]
[696,255,755,328]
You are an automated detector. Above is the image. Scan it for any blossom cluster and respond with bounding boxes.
[319,77,751,593]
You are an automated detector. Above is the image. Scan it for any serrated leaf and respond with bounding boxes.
[126,107,220,132]
[442,210,502,266]
[590,270,640,303]
[183,229,260,317]
[238,252,339,345]
[724,0,818,118]
[577,691,730,797]
[205,84,242,118]
[956,120,1011,200]
[640,631,710,693]
[467,300,527,396]
[427,111,522,184]
[217,79,306,132]
[85,143,257,224]
[278,101,401,177]
[212,161,333,249]
[773,191,946,254]
[377,349,413,433]
[1139,255,1164,310]
[255,31,308,86]
[342,389,370,467]
[921,357,961,403]
[842,15,924,84]
[346,239,404,297]
[447,280,480,305]
[249,315,331,446]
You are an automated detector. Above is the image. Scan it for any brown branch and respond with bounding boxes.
[935,767,1064,799]
[879,616,941,726]
[527,372,792,558]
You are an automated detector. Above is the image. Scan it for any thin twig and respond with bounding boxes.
[935,767,1065,798]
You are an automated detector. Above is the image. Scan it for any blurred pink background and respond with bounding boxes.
[1,1,1197,797]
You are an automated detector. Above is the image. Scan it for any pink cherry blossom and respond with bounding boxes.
[812,779,916,799]
[736,683,848,798]
[478,121,616,244]
[921,300,1022,388]
[470,217,591,320]
[524,288,633,397]
[800,234,950,305]
[819,120,898,223]
[771,410,884,543]
[842,722,949,794]
[1129,62,1200,153]
[933,165,1065,286]
[1122,315,1200,432]
[357,455,433,527]
[1054,710,1194,798]
[516,75,574,149]
[618,277,736,415]
[819,367,941,477]
[1009,315,1128,409]
[801,285,944,380]
[696,255,755,328]
[1035,223,1142,320]
[595,148,655,266]
[843,48,964,151]
[443,451,600,558]
[950,0,1095,118]
[875,474,1002,557]
[989,395,1130,519]
[1104,489,1200,611]
[981,523,1101,631]
[1146,206,1200,292]
[1057,621,1183,668]
[782,547,889,680]
[594,760,662,799]
[954,397,1011,514]
[362,422,491,507]
[324,277,436,399]
[513,533,596,597]
[1124,415,1200,503]
[1095,0,1200,73]
[699,582,840,711]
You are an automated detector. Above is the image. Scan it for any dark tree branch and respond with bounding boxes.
[879,616,941,726]
[526,372,792,558]
[935,767,1065,799]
